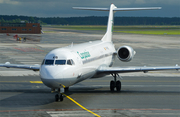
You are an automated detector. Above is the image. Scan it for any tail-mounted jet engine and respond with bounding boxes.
[117,46,136,62]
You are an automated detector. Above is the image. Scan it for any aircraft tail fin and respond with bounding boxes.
[73,4,161,42]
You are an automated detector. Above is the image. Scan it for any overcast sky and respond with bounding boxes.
[0,0,179,17]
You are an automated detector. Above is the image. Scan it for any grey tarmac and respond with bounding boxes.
[0,27,180,117]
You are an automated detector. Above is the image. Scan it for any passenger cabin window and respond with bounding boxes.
[55,60,66,65]
[45,60,54,65]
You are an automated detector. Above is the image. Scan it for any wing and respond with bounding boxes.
[0,62,40,71]
[97,65,180,74]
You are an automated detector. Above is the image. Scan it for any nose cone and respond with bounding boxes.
[40,66,63,79]
[40,66,64,88]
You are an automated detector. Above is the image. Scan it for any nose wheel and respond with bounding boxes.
[55,93,63,102]
[55,88,64,102]
[110,74,121,92]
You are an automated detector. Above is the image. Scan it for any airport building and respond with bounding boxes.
[0,23,41,34]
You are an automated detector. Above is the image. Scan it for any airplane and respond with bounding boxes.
[0,4,180,102]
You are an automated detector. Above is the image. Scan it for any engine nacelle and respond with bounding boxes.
[117,46,136,62]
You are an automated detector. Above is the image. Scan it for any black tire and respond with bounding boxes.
[55,94,59,102]
[110,80,115,91]
[60,94,63,101]
[116,80,121,92]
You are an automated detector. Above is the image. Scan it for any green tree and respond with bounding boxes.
[29,17,35,23]
[1,18,5,23]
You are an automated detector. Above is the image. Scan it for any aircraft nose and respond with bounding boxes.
[40,66,63,79]
[40,66,64,88]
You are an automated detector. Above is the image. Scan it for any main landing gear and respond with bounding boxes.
[54,87,69,102]
[110,73,121,92]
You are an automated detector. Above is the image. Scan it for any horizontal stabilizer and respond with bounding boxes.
[114,7,161,11]
[72,7,109,11]
[73,7,161,11]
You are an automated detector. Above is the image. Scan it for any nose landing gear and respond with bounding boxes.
[55,88,64,102]
[55,93,63,102]
[110,73,121,92]
[54,87,69,102]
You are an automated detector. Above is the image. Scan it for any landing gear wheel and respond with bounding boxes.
[55,94,59,102]
[110,80,115,91]
[55,94,64,102]
[116,80,121,92]
[60,94,63,101]
[110,73,122,92]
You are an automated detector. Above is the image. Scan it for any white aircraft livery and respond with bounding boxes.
[0,4,180,102]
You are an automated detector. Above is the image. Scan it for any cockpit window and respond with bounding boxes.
[71,59,75,65]
[55,60,66,65]
[44,59,74,66]
[67,59,75,65]
[67,60,71,65]
[45,60,54,65]
[41,59,45,65]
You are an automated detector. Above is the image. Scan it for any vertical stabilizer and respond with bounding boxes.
[73,4,161,42]
[101,4,117,42]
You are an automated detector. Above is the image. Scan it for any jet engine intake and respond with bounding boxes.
[117,46,136,62]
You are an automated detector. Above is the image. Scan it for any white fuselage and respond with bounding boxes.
[40,40,116,88]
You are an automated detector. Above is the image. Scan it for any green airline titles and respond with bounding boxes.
[77,51,91,59]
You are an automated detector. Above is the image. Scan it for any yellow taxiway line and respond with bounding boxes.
[62,93,101,117]
[30,81,43,83]
[29,81,100,116]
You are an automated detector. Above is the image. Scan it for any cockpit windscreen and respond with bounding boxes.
[45,60,54,65]
[43,59,75,65]
[55,60,66,65]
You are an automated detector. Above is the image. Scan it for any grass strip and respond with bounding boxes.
[114,30,180,35]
